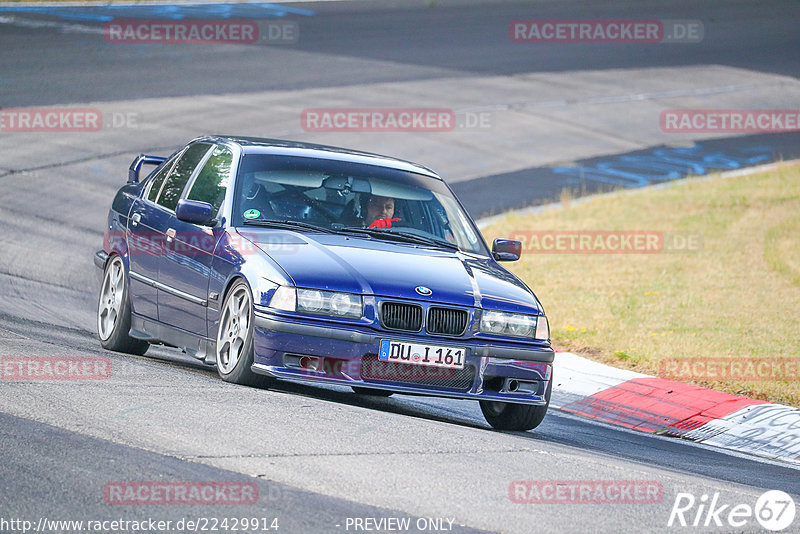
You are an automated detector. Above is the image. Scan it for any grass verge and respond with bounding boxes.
[482,162,800,407]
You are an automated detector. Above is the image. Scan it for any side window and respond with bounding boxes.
[155,143,211,212]
[146,156,177,203]
[186,145,233,215]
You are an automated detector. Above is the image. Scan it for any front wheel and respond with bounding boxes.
[479,377,552,431]
[97,255,149,355]
[216,280,262,386]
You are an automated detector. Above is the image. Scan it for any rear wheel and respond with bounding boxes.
[479,377,552,431]
[97,255,149,355]
[216,280,262,386]
[351,386,393,397]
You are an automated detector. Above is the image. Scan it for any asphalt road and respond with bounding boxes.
[1,1,799,533]
[1,0,798,106]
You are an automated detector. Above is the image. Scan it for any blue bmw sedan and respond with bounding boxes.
[95,136,554,430]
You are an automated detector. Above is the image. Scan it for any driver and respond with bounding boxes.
[364,194,400,229]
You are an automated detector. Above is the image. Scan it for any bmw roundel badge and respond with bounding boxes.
[415,286,432,296]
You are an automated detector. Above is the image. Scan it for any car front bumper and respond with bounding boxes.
[251,310,554,405]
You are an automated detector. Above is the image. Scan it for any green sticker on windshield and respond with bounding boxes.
[243,209,260,219]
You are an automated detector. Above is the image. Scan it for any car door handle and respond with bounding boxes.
[165,228,176,243]
[131,213,141,227]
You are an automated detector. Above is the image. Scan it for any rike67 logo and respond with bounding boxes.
[668,490,796,531]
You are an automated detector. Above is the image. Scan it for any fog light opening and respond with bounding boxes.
[299,356,320,372]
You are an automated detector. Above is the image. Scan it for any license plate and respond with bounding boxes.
[378,340,465,369]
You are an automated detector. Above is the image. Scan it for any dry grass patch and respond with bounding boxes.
[482,163,800,407]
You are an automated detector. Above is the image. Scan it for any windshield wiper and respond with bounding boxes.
[241,219,338,234]
[393,231,460,251]
[243,220,460,251]
[340,227,460,251]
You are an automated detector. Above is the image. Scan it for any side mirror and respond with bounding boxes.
[176,199,216,226]
[492,238,522,262]
[128,154,166,184]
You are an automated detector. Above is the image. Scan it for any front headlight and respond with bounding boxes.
[297,289,326,313]
[480,310,548,340]
[269,286,363,319]
[328,292,362,318]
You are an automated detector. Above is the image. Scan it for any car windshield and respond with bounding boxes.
[232,154,488,255]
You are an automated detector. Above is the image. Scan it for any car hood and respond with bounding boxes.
[239,229,542,314]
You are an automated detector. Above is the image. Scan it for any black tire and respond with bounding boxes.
[479,376,552,431]
[215,280,262,386]
[351,386,393,397]
[97,255,149,355]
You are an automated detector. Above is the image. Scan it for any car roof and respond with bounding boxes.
[195,135,441,179]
